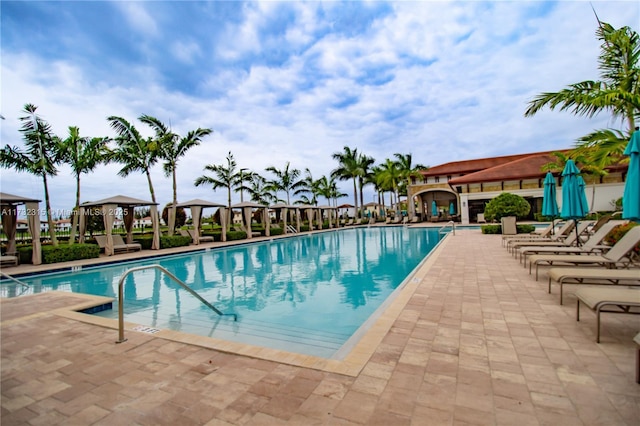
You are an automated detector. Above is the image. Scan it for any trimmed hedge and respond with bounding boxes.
[16,243,100,264]
[481,224,536,235]
[133,235,192,250]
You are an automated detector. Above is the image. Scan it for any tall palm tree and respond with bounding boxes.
[265,161,304,205]
[377,159,404,211]
[296,168,320,205]
[331,146,360,214]
[58,126,110,242]
[525,22,639,167]
[394,153,428,213]
[356,153,375,215]
[234,167,255,203]
[316,175,345,207]
[194,152,237,223]
[140,115,212,234]
[0,104,61,245]
[108,116,159,203]
[246,174,277,205]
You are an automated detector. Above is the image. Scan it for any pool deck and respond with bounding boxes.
[1,228,639,425]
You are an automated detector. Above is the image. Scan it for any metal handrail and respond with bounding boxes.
[0,272,30,296]
[438,221,456,236]
[116,264,237,343]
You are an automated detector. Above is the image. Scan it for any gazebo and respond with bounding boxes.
[0,192,42,265]
[80,195,160,256]
[176,199,226,244]
[270,203,301,234]
[230,202,268,239]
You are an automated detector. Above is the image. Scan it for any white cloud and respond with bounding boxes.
[1,1,638,214]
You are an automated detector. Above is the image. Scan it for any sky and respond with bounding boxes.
[1,0,638,217]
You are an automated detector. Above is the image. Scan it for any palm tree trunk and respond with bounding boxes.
[145,168,156,204]
[168,169,177,236]
[227,185,232,227]
[352,179,358,218]
[69,174,81,243]
[42,173,58,246]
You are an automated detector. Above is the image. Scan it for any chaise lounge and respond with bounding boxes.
[528,226,640,280]
[95,234,142,254]
[575,287,640,343]
[547,267,640,304]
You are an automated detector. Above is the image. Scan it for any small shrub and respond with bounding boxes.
[481,225,501,234]
[484,193,531,222]
[226,230,246,241]
[270,227,284,236]
[604,223,640,254]
[516,224,536,234]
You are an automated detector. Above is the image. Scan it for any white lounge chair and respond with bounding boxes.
[547,267,640,304]
[511,221,593,259]
[0,254,19,267]
[180,229,214,243]
[477,213,486,223]
[95,234,141,254]
[575,287,640,343]
[518,221,626,266]
[505,220,576,252]
[528,226,640,280]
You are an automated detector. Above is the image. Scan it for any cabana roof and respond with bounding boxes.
[176,199,225,208]
[81,195,158,207]
[0,192,41,205]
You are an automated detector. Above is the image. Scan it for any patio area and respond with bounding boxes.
[1,229,638,425]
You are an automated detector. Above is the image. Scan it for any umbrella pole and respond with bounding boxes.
[575,219,581,247]
[551,216,555,235]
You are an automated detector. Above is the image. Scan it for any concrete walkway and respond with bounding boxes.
[1,230,639,425]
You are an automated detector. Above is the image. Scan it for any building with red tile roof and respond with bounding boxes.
[408,150,627,225]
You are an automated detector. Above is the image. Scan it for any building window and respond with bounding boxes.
[447,175,451,181]
[435,176,440,183]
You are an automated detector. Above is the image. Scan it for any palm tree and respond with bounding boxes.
[376,159,403,212]
[0,104,61,245]
[58,126,110,242]
[194,152,237,224]
[296,168,320,205]
[265,162,305,205]
[140,115,212,234]
[331,146,361,215]
[246,174,277,205]
[356,153,375,215]
[394,153,428,213]
[525,22,640,168]
[108,116,159,203]
[234,167,255,203]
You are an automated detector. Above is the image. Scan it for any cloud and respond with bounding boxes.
[1,1,638,214]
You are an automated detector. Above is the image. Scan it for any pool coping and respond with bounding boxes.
[9,230,450,377]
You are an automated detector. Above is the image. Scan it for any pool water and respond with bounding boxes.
[1,227,444,358]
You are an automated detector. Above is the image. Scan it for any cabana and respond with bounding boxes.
[80,195,160,256]
[230,202,267,239]
[270,203,301,234]
[176,199,226,244]
[316,205,338,229]
[0,192,42,265]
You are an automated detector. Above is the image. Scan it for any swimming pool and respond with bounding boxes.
[1,226,444,358]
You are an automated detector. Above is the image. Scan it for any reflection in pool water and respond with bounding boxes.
[2,226,443,357]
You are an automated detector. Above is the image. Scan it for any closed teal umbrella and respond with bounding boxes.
[577,176,589,215]
[432,200,438,217]
[449,202,455,215]
[561,159,588,246]
[542,172,558,234]
[622,129,640,221]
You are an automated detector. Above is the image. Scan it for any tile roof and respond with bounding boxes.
[448,152,559,185]
[420,151,559,177]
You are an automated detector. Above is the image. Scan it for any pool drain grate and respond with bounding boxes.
[132,325,160,334]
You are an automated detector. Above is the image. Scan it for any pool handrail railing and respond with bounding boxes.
[116,264,237,344]
[439,221,456,236]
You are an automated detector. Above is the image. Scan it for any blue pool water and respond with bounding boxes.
[1,227,444,358]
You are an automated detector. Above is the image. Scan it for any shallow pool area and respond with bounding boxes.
[1,227,444,358]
